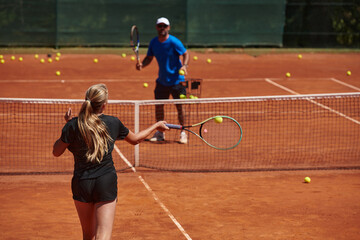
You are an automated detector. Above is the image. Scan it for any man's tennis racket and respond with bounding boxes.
[130,25,140,65]
[166,116,242,150]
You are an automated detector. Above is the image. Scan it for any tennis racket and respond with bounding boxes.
[130,25,140,65]
[166,116,242,150]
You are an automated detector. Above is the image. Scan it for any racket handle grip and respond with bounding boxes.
[166,124,183,129]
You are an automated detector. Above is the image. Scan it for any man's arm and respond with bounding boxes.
[180,51,190,75]
[136,55,153,70]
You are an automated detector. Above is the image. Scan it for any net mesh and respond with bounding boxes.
[1,93,359,174]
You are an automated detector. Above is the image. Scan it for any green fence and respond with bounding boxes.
[0,0,358,48]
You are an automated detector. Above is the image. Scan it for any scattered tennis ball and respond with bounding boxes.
[18,57,23,62]
[189,95,195,99]
[214,116,223,123]
[304,177,311,183]
[286,72,291,78]
[298,54,302,59]
[0,55,3,59]
[121,53,126,58]
[40,58,45,63]
[193,56,198,61]
[179,69,185,75]
[56,71,61,76]
[206,58,212,63]
[0,59,5,64]
[34,54,39,59]
[55,56,60,61]
[11,56,15,60]
[48,58,53,63]
[143,83,148,88]
[93,58,99,63]
[193,96,198,99]
[179,94,187,99]
[56,52,61,57]
[347,70,351,76]
[131,56,135,61]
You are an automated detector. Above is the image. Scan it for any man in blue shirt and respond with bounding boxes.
[136,17,190,143]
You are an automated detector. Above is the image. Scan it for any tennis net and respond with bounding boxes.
[1,93,359,174]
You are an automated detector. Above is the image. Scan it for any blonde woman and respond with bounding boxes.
[53,84,168,240]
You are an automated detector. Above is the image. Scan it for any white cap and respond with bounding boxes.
[156,17,170,26]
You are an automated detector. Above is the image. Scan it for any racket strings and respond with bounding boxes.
[200,118,241,149]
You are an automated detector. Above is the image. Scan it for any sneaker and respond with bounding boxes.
[179,131,188,144]
[149,131,165,142]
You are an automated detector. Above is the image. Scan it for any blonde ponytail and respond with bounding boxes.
[78,84,113,163]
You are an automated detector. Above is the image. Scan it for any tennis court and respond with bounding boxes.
[1,51,360,239]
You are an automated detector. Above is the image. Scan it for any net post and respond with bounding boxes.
[134,102,140,167]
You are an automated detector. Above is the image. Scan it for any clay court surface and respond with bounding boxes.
[1,51,360,239]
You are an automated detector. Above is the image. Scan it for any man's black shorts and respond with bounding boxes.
[71,170,117,203]
[154,82,186,99]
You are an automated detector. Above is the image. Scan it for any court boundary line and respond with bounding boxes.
[265,78,360,125]
[113,145,192,240]
[330,78,360,91]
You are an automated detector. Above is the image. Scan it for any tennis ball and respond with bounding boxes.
[93,58,98,63]
[286,72,291,78]
[143,83,148,88]
[347,70,351,76]
[0,59,5,64]
[193,56,198,61]
[214,116,223,123]
[34,54,39,59]
[179,69,185,75]
[121,53,126,58]
[18,57,23,62]
[179,94,186,99]
[11,56,15,60]
[131,56,135,61]
[40,58,45,63]
[304,177,311,183]
[48,58,53,63]
[0,55,3,59]
[56,71,61,76]
[55,56,60,61]
[189,95,195,99]
[298,54,302,59]
[206,58,212,63]
[56,52,61,57]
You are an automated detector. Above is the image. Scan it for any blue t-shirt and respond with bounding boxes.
[147,35,187,86]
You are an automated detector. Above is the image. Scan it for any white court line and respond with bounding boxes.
[265,78,360,125]
[113,145,192,240]
[330,78,360,91]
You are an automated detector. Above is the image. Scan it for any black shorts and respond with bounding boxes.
[71,170,118,203]
[154,82,186,100]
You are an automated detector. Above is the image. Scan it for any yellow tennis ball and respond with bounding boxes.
[193,56,198,61]
[34,54,39,59]
[48,58,53,63]
[298,54,302,59]
[11,56,15,60]
[179,94,186,99]
[56,52,61,57]
[347,70,351,76]
[0,55,3,59]
[207,58,212,63]
[40,58,45,63]
[131,56,135,61]
[179,69,185,75]
[189,95,195,99]
[55,56,60,61]
[214,116,223,123]
[18,57,23,62]
[56,71,61,76]
[93,58,98,63]
[0,59,5,64]
[286,72,291,78]
[304,177,311,183]
[121,53,126,58]
[143,83,148,88]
